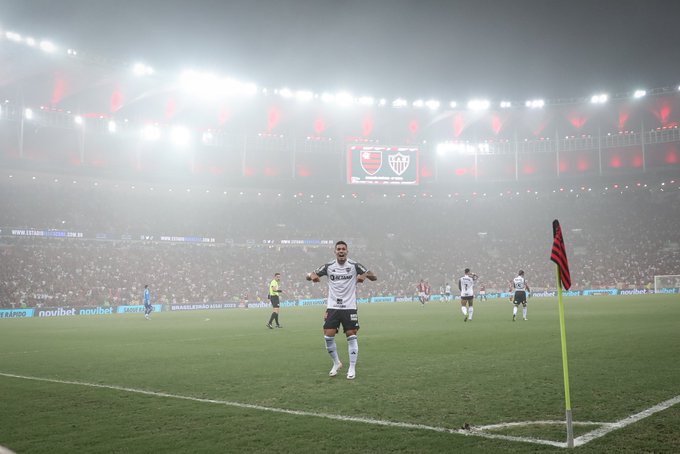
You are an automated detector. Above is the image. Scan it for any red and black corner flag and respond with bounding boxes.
[551,219,572,290]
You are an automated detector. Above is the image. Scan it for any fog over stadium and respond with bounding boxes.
[1,1,680,452]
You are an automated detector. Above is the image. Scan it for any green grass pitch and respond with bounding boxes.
[1,295,679,453]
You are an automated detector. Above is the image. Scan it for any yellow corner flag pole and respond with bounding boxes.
[556,266,574,448]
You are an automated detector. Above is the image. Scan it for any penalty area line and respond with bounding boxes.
[0,371,564,448]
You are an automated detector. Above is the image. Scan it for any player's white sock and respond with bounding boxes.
[468,307,474,320]
[523,306,528,319]
[347,335,358,371]
[513,306,518,316]
[324,336,340,365]
[461,306,468,316]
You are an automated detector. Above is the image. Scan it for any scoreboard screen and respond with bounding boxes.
[347,146,419,185]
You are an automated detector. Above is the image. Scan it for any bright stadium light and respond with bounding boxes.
[278,87,293,98]
[142,124,161,141]
[74,115,83,125]
[590,93,608,104]
[295,90,314,102]
[321,92,335,103]
[335,91,354,107]
[525,99,545,109]
[449,101,457,109]
[500,101,512,108]
[392,98,408,108]
[467,99,490,111]
[202,131,214,144]
[132,62,154,77]
[412,99,425,108]
[39,40,56,53]
[358,96,374,106]
[25,37,37,47]
[24,108,33,120]
[5,31,22,42]
[633,89,646,99]
[425,99,440,110]
[170,126,191,146]
[108,121,117,133]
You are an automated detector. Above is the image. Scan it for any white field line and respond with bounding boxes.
[573,394,680,447]
[1,371,679,448]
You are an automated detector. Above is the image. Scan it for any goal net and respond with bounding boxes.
[653,275,680,294]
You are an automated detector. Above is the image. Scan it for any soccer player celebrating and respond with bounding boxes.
[266,273,283,328]
[510,270,531,321]
[458,269,477,321]
[306,241,376,380]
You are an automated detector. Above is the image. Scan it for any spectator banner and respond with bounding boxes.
[347,146,419,185]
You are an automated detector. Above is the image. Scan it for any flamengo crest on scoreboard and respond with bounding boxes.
[348,146,420,185]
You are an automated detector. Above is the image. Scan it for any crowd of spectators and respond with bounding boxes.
[1,175,679,308]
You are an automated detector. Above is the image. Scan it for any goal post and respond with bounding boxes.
[653,275,680,294]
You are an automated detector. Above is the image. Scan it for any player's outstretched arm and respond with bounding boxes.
[306,272,321,283]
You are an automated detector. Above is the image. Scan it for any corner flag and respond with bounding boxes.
[551,219,571,290]
[551,219,574,448]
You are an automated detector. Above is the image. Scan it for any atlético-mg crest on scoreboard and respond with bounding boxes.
[348,146,419,185]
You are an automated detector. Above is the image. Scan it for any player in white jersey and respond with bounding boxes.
[306,241,376,380]
[458,268,477,321]
[510,270,531,321]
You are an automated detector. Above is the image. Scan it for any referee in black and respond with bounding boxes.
[266,273,283,328]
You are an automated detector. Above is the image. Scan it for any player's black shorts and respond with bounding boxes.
[323,309,359,332]
[513,291,527,304]
[461,296,474,302]
[269,295,280,308]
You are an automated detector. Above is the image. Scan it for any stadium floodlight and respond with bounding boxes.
[412,99,425,108]
[321,92,335,103]
[425,99,440,110]
[108,121,117,133]
[590,93,608,104]
[133,62,154,77]
[525,99,545,109]
[170,126,191,146]
[39,40,56,53]
[25,37,37,47]
[467,99,490,111]
[5,31,22,42]
[295,90,314,102]
[500,101,512,108]
[202,131,214,144]
[378,98,387,106]
[449,101,457,109]
[335,91,354,107]
[358,96,374,106]
[24,108,34,120]
[392,98,408,108]
[633,89,646,99]
[74,115,83,125]
[67,48,78,56]
[278,87,293,98]
[142,124,161,141]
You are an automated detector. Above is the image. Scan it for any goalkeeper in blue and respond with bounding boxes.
[143,285,152,320]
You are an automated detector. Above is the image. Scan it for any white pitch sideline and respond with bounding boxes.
[1,371,678,449]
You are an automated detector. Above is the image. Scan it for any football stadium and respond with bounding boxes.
[1,1,679,453]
